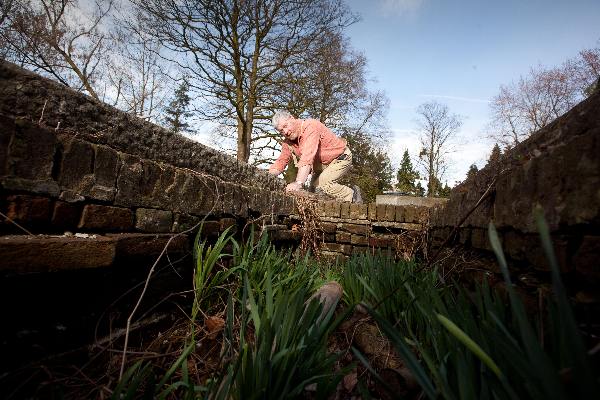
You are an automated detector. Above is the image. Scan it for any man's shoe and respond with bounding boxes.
[352,185,363,204]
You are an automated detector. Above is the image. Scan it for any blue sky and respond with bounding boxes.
[345,0,600,184]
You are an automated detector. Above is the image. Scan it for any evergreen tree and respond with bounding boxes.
[488,143,502,164]
[415,181,425,197]
[163,81,193,134]
[396,149,420,195]
[466,164,479,180]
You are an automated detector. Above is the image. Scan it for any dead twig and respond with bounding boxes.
[0,211,34,235]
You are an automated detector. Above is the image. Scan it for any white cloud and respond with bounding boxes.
[379,0,425,16]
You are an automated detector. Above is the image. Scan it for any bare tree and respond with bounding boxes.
[489,43,600,148]
[415,101,462,197]
[1,0,114,100]
[134,0,357,163]
[105,7,171,122]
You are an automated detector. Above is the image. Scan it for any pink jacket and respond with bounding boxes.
[269,119,346,174]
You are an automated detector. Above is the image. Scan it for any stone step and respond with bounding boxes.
[0,233,189,274]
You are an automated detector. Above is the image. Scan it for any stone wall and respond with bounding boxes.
[430,89,600,284]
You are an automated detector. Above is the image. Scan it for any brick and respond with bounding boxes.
[404,205,416,223]
[135,208,172,233]
[51,201,81,230]
[272,230,301,241]
[336,232,351,243]
[368,203,376,220]
[339,223,370,235]
[349,203,368,219]
[340,202,351,218]
[109,233,189,260]
[0,115,13,176]
[319,222,337,233]
[351,234,369,246]
[79,204,133,231]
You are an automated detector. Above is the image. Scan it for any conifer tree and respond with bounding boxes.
[164,81,193,134]
[466,164,479,180]
[488,143,502,164]
[396,150,420,195]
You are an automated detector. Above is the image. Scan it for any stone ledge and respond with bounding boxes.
[0,234,116,273]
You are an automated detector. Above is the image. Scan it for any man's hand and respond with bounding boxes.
[285,182,302,192]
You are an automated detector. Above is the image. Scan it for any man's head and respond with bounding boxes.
[272,110,298,140]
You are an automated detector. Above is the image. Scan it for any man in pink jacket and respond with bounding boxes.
[268,110,363,203]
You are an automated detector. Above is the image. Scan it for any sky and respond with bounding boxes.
[344,0,600,185]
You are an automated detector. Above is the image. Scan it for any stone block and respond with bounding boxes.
[339,223,370,235]
[79,204,134,231]
[0,235,116,273]
[220,217,237,232]
[323,233,336,242]
[352,246,369,255]
[349,203,368,219]
[395,206,405,222]
[8,119,57,181]
[172,213,201,233]
[351,234,369,246]
[470,228,492,251]
[59,190,85,203]
[404,205,416,223]
[368,203,376,220]
[109,233,189,260]
[94,145,119,187]
[368,236,395,248]
[59,137,95,193]
[384,205,396,221]
[114,154,144,207]
[336,232,351,243]
[327,201,341,218]
[199,220,221,237]
[4,195,51,229]
[0,115,13,176]
[272,230,301,241]
[340,202,351,218]
[135,208,173,233]
[458,228,471,245]
[320,222,337,234]
[376,204,387,221]
[323,242,353,255]
[51,201,81,230]
[1,177,60,198]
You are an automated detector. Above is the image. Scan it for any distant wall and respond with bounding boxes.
[376,194,448,207]
[430,89,600,284]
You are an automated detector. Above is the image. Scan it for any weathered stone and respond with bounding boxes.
[0,115,13,176]
[135,208,173,233]
[59,190,85,203]
[327,201,341,218]
[470,228,492,251]
[51,201,81,230]
[59,137,95,193]
[319,222,337,233]
[79,204,134,231]
[352,246,369,255]
[368,203,376,220]
[371,221,423,231]
[349,203,368,220]
[114,154,145,207]
[4,195,51,229]
[108,233,189,260]
[458,228,471,245]
[368,235,395,248]
[198,220,221,237]
[94,145,119,187]
[8,119,57,181]
[351,234,369,246]
[376,204,387,221]
[336,232,351,243]
[384,205,396,221]
[323,242,353,255]
[339,223,370,235]
[0,235,116,273]
[0,177,60,196]
[340,202,351,218]
[220,217,237,232]
[395,206,405,222]
[172,213,201,233]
